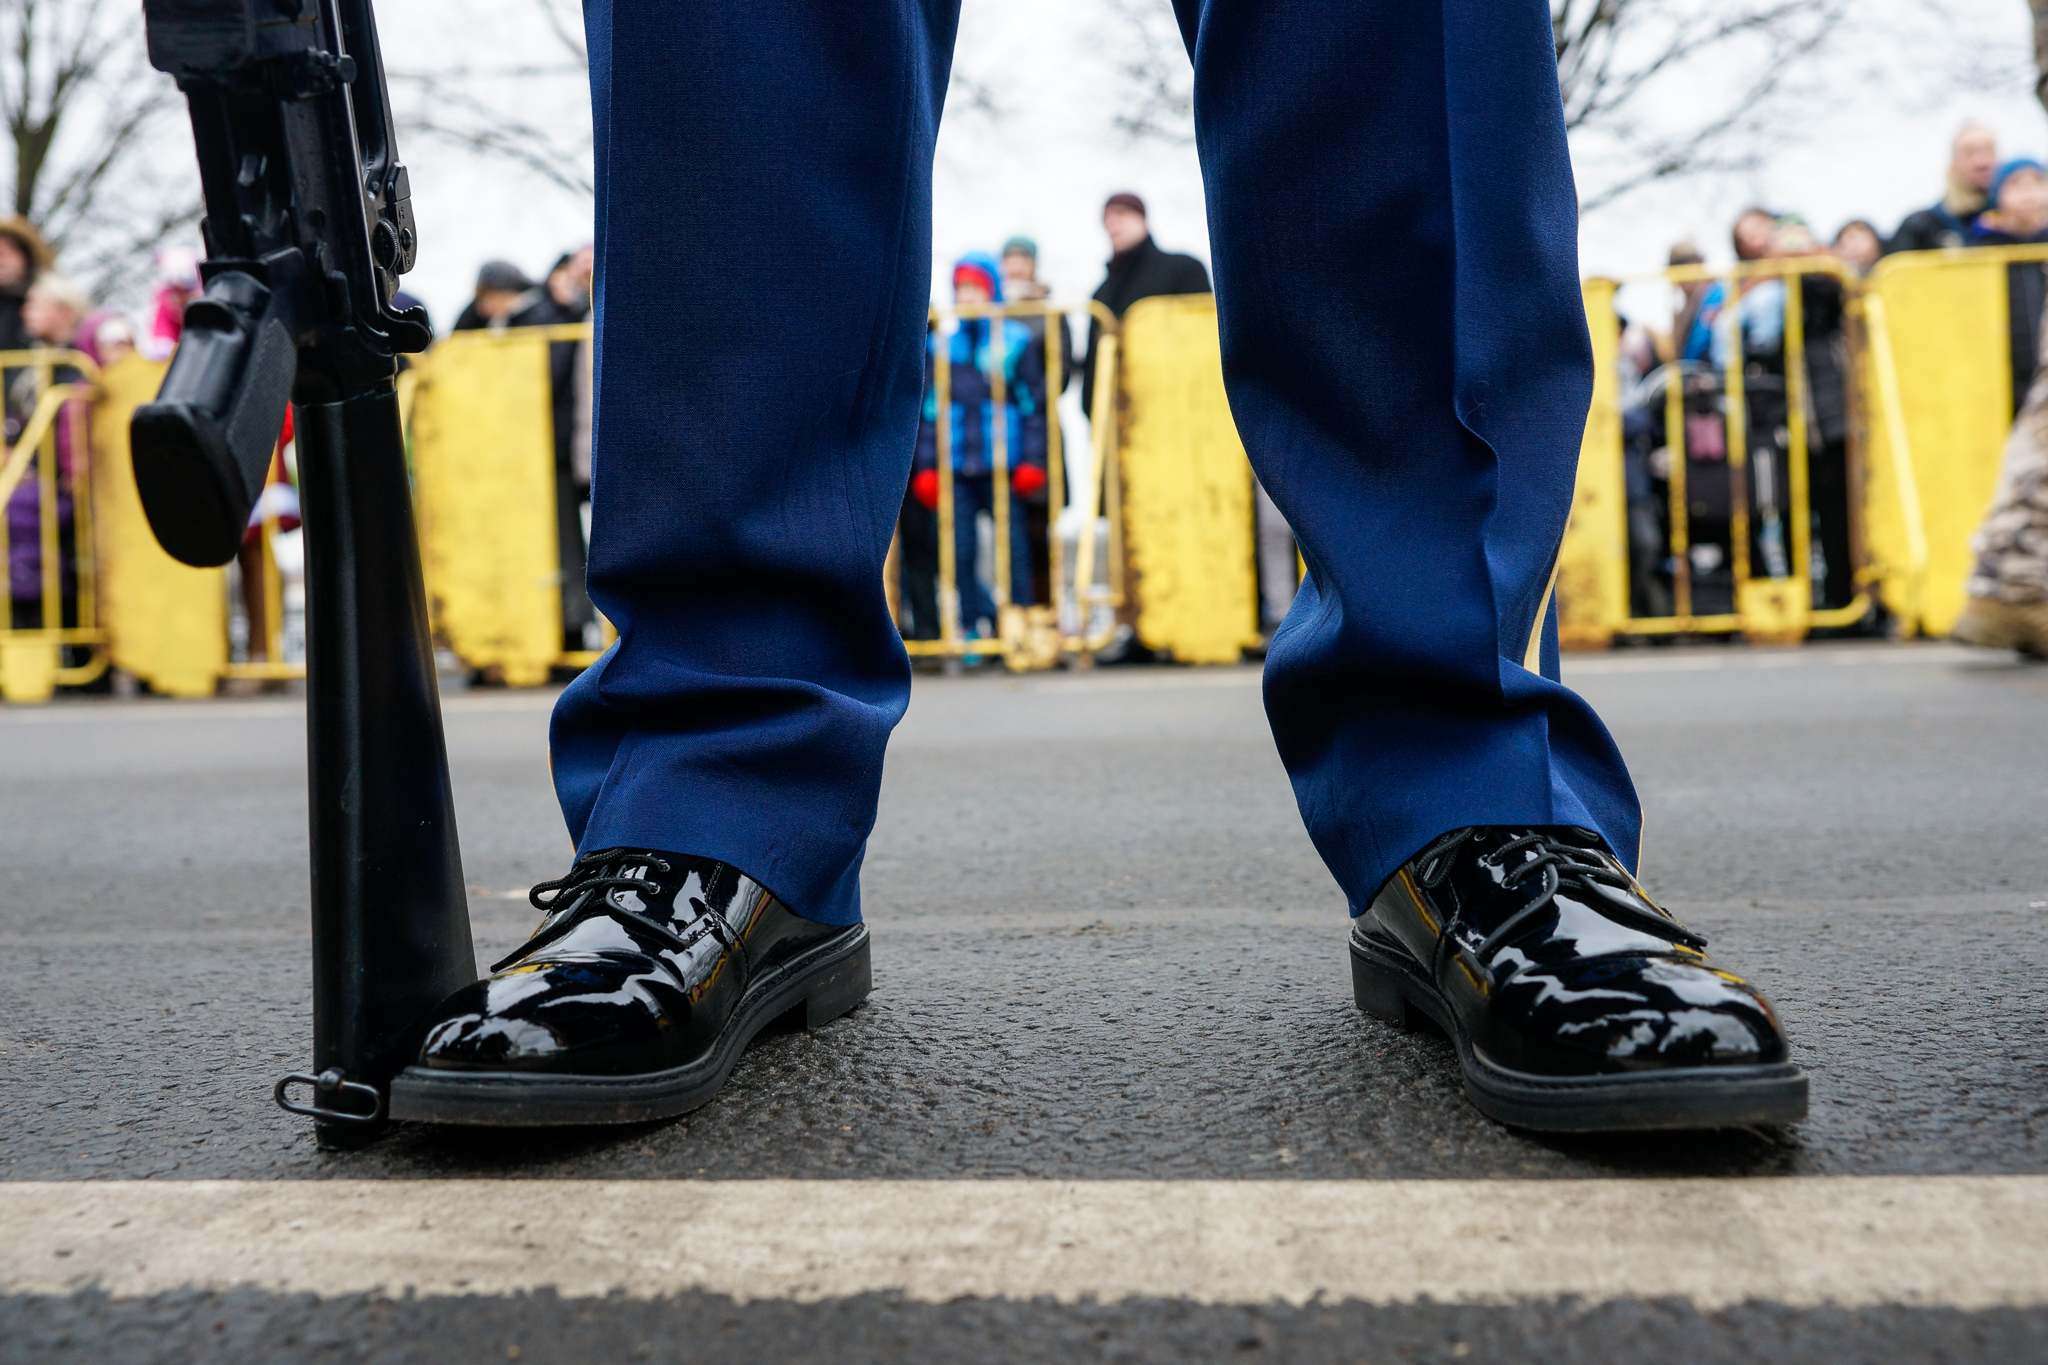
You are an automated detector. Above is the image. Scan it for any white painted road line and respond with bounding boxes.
[0,689,564,725]
[4,1178,2045,1307]
[1561,643,2002,675]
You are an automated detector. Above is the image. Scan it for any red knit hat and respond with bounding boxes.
[952,259,998,298]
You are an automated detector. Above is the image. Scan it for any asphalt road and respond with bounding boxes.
[3,642,2046,1362]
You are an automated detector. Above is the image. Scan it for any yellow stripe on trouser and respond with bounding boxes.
[1514,546,1644,870]
[1522,555,1560,673]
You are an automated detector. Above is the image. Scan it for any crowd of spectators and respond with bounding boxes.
[7,120,2046,682]
[894,193,1236,656]
[0,225,601,687]
[1610,121,2048,637]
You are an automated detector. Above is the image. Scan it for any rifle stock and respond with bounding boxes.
[138,0,474,1147]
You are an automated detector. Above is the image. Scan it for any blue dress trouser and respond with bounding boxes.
[553,0,1643,927]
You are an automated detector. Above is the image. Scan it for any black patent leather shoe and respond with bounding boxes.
[1351,827,1806,1132]
[387,848,870,1126]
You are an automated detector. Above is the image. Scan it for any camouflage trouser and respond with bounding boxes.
[1968,365,2048,604]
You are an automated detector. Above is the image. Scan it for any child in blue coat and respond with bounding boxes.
[911,253,1047,634]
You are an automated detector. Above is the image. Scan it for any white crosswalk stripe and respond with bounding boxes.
[4,1177,2045,1307]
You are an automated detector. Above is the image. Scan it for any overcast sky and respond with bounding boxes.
[365,0,2043,333]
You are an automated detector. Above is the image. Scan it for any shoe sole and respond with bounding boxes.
[1349,932,1807,1133]
[387,924,872,1127]
[1953,613,2048,658]
[1952,619,2023,650]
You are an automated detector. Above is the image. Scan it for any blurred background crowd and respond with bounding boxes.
[6,0,2048,692]
[7,114,2048,676]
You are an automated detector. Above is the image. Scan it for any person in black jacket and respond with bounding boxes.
[1885,123,1997,255]
[451,260,545,332]
[1081,192,1210,416]
[1966,159,2048,419]
[1795,260,1857,611]
[536,248,596,653]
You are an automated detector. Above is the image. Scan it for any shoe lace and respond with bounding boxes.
[491,847,734,971]
[1414,828,1707,989]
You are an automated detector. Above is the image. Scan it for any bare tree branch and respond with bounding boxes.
[1558,0,1833,130]
[383,0,594,207]
[2033,0,2048,119]
[946,71,1007,124]
[1555,0,1844,215]
[1098,0,1846,217]
[1101,0,1192,146]
[35,79,180,237]
[390,66,594,198]
[57,198,202,302]
[531,0,586,68]
[0,0,194,300]
[1566,0,1841,214]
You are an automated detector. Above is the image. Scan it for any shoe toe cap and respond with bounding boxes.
[416,960,678,1073]
[421,1001,569,1068]
[1486,954,1789,1074]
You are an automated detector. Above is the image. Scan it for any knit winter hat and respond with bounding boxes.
[0,216,53,272]
[475,259,533,293]
[952,253,1002,302]
[1989,158,2047,208]
[1103,192,1146,217]
[1001,236,1037,259]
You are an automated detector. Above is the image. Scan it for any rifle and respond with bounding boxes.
[135,0,474,1148]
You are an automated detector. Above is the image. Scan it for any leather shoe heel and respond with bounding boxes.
[805,940,873,1028]
[1348,938,1427,1033]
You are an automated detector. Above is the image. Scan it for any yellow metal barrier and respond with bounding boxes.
[1560,257,1888,646]
[405,323,606,686]
[1859,244,2048,637]
[3,350,306,703]
[1555,280,1630,647]
[4,349,320,703]
[1115,294,1261,665]
[0,349,109,701]
[86,352,234,697]
[28,247,2022,702]
[405,305,1228,678]
[1560,247,2048,647]
[1860,291,1931,635]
